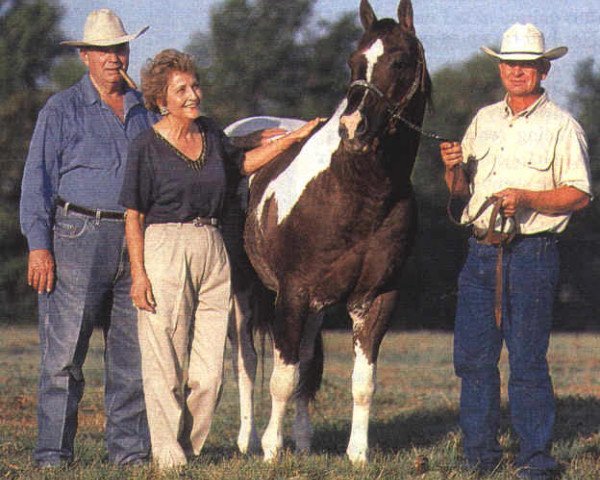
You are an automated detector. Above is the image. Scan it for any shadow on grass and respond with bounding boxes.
[554,395,600,443]
[314,406,459,454]
[311,395,600,456]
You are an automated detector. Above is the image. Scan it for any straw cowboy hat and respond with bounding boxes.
[60,9,148,47]
[481,23,567,61]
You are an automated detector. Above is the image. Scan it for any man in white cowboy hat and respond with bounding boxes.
[20,9,156,467]
[440,23,591,479]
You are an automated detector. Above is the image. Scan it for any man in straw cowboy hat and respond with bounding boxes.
[20,9,156,467]
[439,23,591,479]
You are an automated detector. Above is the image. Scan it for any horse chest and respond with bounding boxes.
[253,101,348,228]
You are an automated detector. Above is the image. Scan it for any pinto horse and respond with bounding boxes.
[227,0,431,464]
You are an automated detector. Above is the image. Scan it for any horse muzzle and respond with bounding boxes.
[339,112,379,153]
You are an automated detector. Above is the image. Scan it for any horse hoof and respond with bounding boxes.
[263,449,280,463]
[237,429,261,454]
[346,448,368,466]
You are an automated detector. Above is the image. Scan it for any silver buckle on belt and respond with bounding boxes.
[192,217,219,227]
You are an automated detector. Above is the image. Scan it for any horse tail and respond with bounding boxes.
[250,278,276,336]
[296,329,324,402]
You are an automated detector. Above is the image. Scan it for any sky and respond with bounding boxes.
[61,0,599,111]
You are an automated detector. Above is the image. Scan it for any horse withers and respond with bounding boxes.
[227,0,431,465]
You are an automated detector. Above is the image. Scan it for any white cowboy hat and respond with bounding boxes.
[60,9,148,47]
[481,23,567,61]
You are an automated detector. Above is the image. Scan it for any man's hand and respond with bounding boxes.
[130,273,156,314]
[28,249,55,294]
[440,141,464,169]
[494,188,529,217]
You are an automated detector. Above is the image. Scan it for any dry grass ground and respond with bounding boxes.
[0,326,598,479]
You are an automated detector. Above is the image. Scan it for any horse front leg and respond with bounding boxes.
[228,288,260,454]
[293,311,325,454]
[346,291,396,465]
[261,293,306,462]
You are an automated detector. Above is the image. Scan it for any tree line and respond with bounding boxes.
[1,0,598,329]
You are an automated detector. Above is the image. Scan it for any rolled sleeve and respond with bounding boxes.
[19,106,62,251]
[553,121,592,197]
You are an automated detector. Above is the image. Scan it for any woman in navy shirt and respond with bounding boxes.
[119,49,321,470]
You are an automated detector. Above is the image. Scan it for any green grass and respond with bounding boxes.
[1,326,598,479]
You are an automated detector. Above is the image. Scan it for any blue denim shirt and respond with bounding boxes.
[20,74,158,251]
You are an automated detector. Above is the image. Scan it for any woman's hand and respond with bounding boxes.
[130,272,156,314]
[286,117,327,142]
[241,117,327,175]
[232,128,289,149]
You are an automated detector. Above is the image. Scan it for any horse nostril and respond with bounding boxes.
[356,118,368,136]
[339,125,348,140]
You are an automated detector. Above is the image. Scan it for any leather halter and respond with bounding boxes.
[346,39,428,134]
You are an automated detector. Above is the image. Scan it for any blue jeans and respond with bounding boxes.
[34,207,149,466]
[454,236,559,476]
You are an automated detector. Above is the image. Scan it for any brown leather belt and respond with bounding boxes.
[56,197,125,220]
[474,228,555,245]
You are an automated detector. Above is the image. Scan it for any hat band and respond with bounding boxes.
[500,50,543,55]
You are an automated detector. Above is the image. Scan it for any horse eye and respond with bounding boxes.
[392,60,406,69]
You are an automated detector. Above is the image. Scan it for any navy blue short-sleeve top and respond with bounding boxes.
[119,117,244,224]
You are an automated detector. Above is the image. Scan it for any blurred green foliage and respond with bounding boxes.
[0,0,65,322]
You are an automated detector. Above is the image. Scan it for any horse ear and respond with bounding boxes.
[359,0,377,30]
[397,0,415,33]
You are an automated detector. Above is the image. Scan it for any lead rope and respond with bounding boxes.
[446,164,517,329]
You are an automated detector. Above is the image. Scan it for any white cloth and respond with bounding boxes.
[460,92,591,234]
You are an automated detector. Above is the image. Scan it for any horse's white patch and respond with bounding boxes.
[364,39,385,81]
[351,341,376,403]
[262,348,299,462]
[347,340,376,465]
[256,99,347,226]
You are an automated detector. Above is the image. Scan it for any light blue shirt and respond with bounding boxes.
[20,74,158,251]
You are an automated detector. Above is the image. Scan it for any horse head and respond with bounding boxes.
[339,0,430,154]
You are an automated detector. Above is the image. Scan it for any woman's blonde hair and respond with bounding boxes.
[141,49,197,113]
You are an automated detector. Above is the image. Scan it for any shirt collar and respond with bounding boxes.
[502,90,549,119]
[79,73,144,114]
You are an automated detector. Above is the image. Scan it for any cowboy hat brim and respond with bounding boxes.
[60,26,149,47]
[480,45,568,61]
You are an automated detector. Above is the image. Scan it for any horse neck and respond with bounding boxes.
[362,93,423,193]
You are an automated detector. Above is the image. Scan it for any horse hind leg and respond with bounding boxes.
[261,293,306,462]
[262,343,299,462]
[346,291,396,465]
[293,311,325,454]
[228,289,260,454]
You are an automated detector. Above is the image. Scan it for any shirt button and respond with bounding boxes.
[501,147,504,151]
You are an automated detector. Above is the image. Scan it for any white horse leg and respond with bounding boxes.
[346,338,376,465]
[228,290,260,454]
[262,346,298,462]
[292,312,324,453]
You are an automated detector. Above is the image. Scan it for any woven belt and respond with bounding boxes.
[56,197,125,220]
[192,216,220,227]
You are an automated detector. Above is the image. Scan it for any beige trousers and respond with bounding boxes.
[138,223,231,469]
